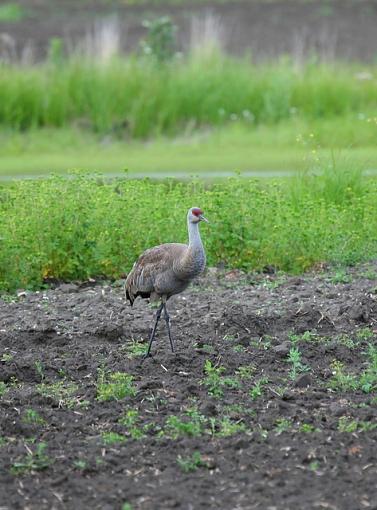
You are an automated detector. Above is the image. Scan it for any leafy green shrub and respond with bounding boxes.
[97,370,137,401]
[0,169,376,292]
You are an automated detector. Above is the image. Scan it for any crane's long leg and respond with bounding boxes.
[144,303,164,358]
[163,303,175,353]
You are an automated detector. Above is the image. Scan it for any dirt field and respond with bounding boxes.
[0,262,376,509]
[2,0,377,61]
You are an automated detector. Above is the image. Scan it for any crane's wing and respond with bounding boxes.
[125,243,186,305]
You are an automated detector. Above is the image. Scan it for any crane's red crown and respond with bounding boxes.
[192,208,203,217]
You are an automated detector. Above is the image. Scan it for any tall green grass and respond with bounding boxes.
[0,160,376,292]
[1,53,376,137]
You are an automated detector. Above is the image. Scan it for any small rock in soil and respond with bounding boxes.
[294,373,312,388]
[272,341,291,356]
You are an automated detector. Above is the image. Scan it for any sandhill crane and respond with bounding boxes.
[125,207,209,357]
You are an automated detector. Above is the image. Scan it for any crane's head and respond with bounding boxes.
[188,207,209,224]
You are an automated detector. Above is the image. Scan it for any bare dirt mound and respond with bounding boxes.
[0,262,376,509]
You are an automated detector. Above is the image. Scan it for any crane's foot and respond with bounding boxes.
[141,351,153,363]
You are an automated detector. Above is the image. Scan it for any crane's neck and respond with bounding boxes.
[188,220,203,251]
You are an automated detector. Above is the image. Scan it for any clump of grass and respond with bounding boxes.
[22,409,46,426]
[36,380,85,408]
[0,382,7,397]
[330,346,377,393]
[118,409,149,439]
[216,416,246,437]
[249,377,269,400]
[11,442,50,475]
[1,53,377,136]
[202,360,240,398]
[338,416,377,433]
[0,3,24,22]
[177,451,211,473]
[97,370,137,402]
[165,409,206,439]
[102,431,127,445]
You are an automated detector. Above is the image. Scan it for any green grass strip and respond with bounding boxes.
[0,161,376,291]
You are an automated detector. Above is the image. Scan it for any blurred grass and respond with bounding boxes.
[0,3,25,22]
[1,53,377,136]
[0,159,376,291]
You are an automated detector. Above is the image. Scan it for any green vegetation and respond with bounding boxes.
[36,380,88,408]
[330,345,377,394]
[1,54,377,137]
[0,382,7,397]
[165,409,205,438]
[97,370,137,401]
[202,360,240,398]
[177,451,210,473]
[249,377,269,400]
[22,409,46,426]
[102,431,127,444]
[11,442,50,475]
[1,162,376,292]
[118,409,148,439]
[0,3,25,22]
[1,53,377,177]
[287,347,310,380]
[338,416,377,433]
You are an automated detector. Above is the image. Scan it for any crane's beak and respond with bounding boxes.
[199,214,209,223]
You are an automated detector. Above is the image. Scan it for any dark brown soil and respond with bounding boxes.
[2,0,377,61]
[0,262,377,510]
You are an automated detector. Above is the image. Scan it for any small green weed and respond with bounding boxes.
[289,330,317,343]
[327,269,352,284]
[356,328,374,341]
[274,418,292,434]
[118,409,148,440]
[97,370,136,401]
[202,360,240,398]
[102,432,127,445]
[249,377,269,400]
[216,417,246,437]
[0,382,7,397]
[11,442,50,475]
[36,381,85,408]
[126,340,147,358]
[330,347,377,393]
[287,347,310,380]
[299,423,319,433]
[251,335,273,350]
[165,409,205,439]
[22,409,46,426]
[236,365,255,380]
[73,459,88,471]
[34,360,45,381]
[338,416,377,433]
[177,451,209,473]
[1,353,13,362]
[309,460,320,471]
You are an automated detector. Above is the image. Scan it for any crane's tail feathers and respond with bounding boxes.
[126,289,151,306]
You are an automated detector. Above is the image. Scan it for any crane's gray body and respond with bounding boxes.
[125,209,207,305]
